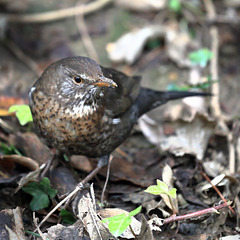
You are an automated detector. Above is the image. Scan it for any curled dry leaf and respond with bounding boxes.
[0,207,26,240]
[182,93,208,113]
[15,164,45,193]
[160,114,215,160]
[77,193,113,239]
[42,223,83,240]
[138,215,154,240]
[197,173,226,193]
[139,113,216,160]
[0,154,39,172]
[165,24,200,68]
[148,217,163,232]
[107,21,203,72]
[203,160,225,178]
[115,0,167,11]
[107,25,165,64]
[161,164,178,213]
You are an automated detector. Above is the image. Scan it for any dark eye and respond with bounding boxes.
[73,75,83,84]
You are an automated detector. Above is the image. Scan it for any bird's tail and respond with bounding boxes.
[134,88,211,118]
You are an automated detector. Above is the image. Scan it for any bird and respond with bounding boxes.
[29,56,210,170]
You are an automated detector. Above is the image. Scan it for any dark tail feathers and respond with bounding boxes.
[135,88,211,117]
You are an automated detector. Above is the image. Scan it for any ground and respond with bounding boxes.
[0,0,240,239]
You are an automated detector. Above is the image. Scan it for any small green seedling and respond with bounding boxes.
[189,48,213,67]
[22,177,57,211]
[0,142,22,156]
[168,0,181,12]
[145,179,177,213]
[102,206,142,237]
[145,179,176,198]
[60,209,77,224]
[25,231,50,240]
[9,105,33,126]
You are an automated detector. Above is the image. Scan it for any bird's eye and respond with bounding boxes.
[73,75,83,84]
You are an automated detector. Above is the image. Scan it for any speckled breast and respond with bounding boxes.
[30,90,121,157]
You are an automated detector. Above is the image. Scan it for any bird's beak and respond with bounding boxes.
[92,76,118,88]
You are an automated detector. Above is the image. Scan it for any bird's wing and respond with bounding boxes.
[101,66,141,116]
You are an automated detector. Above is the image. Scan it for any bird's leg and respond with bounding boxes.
[97,154,110,167]
[37,155,110,229]
[77,154,110,188]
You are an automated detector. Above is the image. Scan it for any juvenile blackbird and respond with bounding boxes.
[29,56,209,167]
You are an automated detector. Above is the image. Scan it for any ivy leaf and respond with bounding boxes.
[60,209,77,224]
[22,177,57,211]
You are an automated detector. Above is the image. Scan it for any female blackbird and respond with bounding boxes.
[29,56,209,167]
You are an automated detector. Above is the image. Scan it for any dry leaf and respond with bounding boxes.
[107,26,165,64]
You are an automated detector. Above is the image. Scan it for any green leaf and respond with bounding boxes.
[25,230,51,240]
[145,185,162,195]
[166,83,189,91]
[157,179,169,192]
[167,188,177,198]
[60,209,77,224]
[22,177,57,211]
[23,185,49,211]
[102,213,126,223]
[168,0,181,12]
[107,214,132,237]
[9,105,33,126]
[145,180,169,195]
[0,142,22,155]
[189,48,213,67]
[103,207,142,237]
[129,206,142,217]
[39,177,58,199]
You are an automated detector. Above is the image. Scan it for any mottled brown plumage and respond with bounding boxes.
[29,56,209,166]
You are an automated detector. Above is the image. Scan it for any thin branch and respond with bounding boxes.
[101,155,112,205]
[33,212,47,240]
[163,201,232,224]
[37,165,104,229]
[201,171,235,214]
[203,0,236,175]
[75,2,99,62]
[4,0,113,23]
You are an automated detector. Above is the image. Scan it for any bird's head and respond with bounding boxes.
[33,56,117,106]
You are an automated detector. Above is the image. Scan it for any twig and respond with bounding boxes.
[129,224,137,238]
[33,212,47,240]
[163,201,232,224]
[5,0,113,24]
[185,14,240,25]
[75,2,99,61]
[203,0,236,175]
[203,0,221,117]
[201,171,235,214]
[101,155,113,205]
[37,164,104,229]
